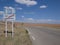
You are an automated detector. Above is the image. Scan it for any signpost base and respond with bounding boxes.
[5,21,14,38]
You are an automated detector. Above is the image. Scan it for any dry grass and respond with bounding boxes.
[0,22,32,45]
[23,23,60,29]
[13,22,60,29]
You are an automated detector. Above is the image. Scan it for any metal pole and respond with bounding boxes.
[5,20,7,37]
[12,21,14,37]
[5,7,8,37]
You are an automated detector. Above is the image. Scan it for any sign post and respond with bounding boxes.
[4,7,15,37]
[12,21,14,37]
[5,20,7,37]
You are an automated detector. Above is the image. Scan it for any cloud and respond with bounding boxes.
[23,18,60,24]
[23,18,34,23]
[27,18,34,21]
[4,6,14,9]
[16,7,22,10]
[0,11,4,15]
[36,19,60,24]
[21,16,24,18]
[24,12,35,14]
[15,0,37,6]
[40,5,47,8]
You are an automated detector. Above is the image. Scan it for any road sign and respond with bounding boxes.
[4,7,16,37]
[4,7,15,21]
[5,14,15,21]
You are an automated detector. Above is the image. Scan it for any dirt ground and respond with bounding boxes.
[23,23,60,29]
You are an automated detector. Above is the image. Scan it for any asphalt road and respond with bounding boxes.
[25,26,60,45]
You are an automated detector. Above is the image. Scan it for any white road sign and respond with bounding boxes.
[4,7,15,21]
[5,14,15,21]
[4,7,16,37]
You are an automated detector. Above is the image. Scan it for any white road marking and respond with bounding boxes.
[29,32,31,34]
[25,27,35,40]
[31,36,35,40]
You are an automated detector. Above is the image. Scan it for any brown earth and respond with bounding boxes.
[16,23,60,29]
[0,21,60,29]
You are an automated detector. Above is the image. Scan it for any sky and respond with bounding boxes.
[0,0,60,24]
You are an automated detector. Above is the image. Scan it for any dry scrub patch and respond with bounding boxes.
[0,22,32,45]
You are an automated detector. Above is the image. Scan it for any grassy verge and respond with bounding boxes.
[0,25,32,45]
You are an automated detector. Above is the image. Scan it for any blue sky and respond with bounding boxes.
[0,0,60,24]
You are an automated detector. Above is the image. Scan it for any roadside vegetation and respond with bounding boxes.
[0,21,32,45]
